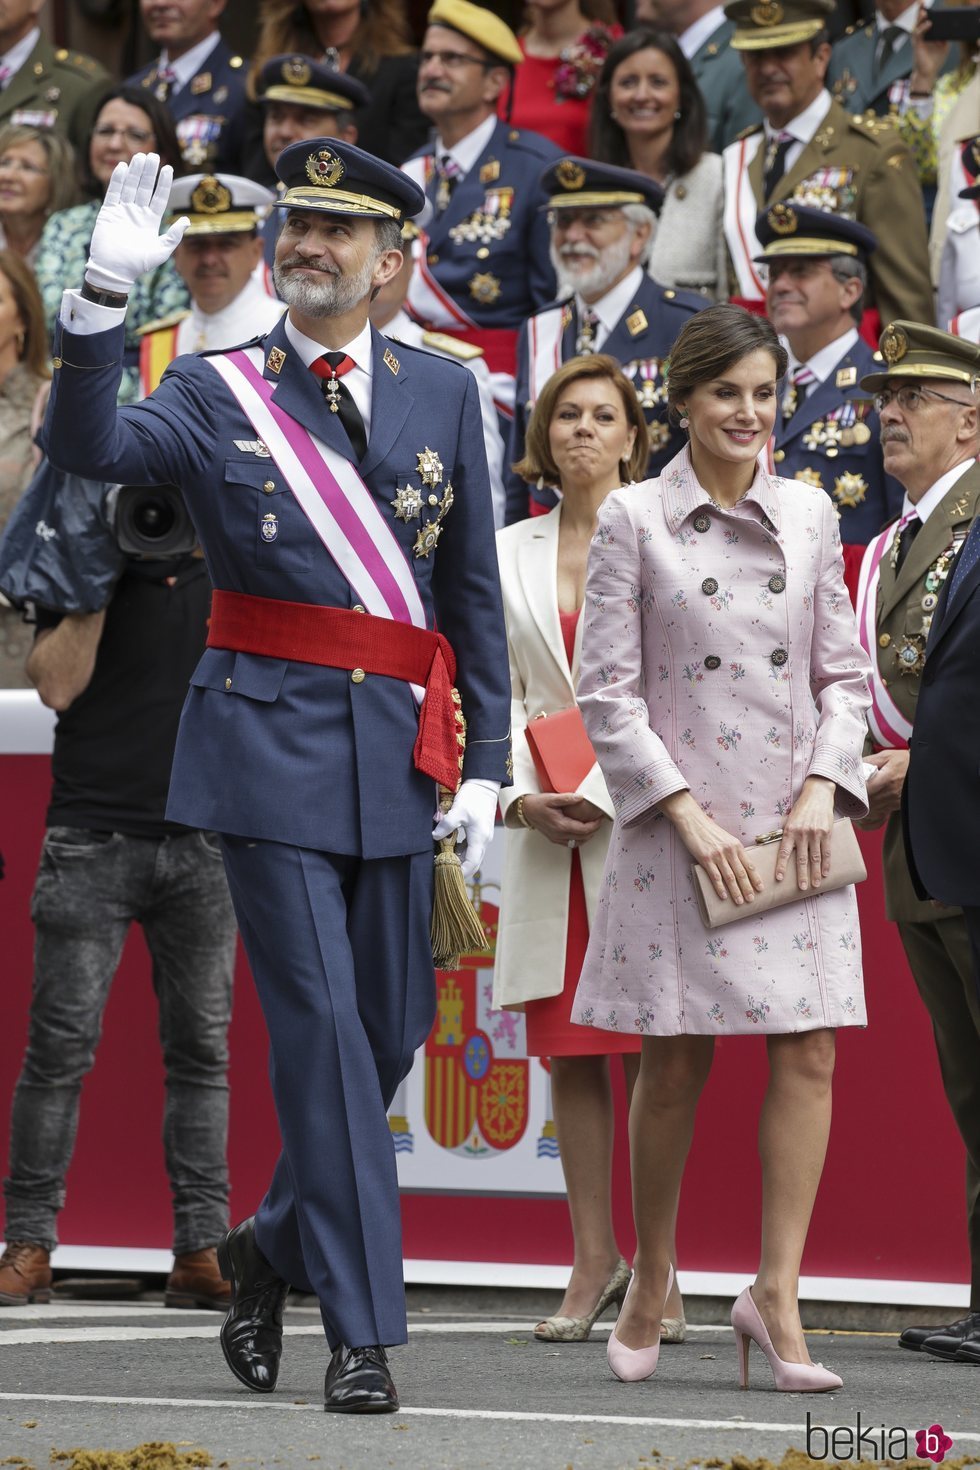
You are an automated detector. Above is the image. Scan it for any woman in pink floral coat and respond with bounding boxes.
[574,306,872,1391]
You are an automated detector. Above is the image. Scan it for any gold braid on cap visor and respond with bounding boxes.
[277,187,403,218]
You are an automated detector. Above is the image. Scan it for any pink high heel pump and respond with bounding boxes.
[607,1264,674,1382]
[731,1286,842,1393]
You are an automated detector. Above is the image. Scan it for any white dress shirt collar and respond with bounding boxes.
[875,0,921,35]
[434,112,498,178]
[903,459,976,524]
[0,26,40,81]
[578,265,645,344]
[159,32,221,93]
[678,6,726,59]
[766,87,832,145]
[185,274,284,352]
[791,326,860,384]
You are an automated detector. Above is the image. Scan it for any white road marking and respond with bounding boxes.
[2,1392,956,1435]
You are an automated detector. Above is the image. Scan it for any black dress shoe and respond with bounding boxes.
[323,1344,399,1413]
[899,1311,980,1353]
[953,1337,980,1363]
[920,1313,980,1360]
[217,1217,289,1393]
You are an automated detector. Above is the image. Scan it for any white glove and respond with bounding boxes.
[432,779,499,880]
[85,152,189,294]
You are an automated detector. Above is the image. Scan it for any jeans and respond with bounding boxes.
[4,827,237,1254]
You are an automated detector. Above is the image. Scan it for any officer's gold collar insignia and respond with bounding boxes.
[768,202,798,235]
[190,176,231,214]
[305,147,345,188]
[384,347,400,375]
[480,159,500,184]
[266,346,286,374]
[626,308,648,336]
[880,324,908,365]
[555,159,586,191]
[836,366,857,388]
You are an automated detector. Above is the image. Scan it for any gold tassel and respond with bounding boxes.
[431,786,490,970]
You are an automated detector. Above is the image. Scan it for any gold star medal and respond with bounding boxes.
[391,484,424,521]
[414,522,442,557]
[417,448,444,487]
[832,472,868,508]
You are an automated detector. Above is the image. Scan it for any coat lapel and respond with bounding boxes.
[262,318,358,463]
[360,330,413,478]
[517,510,573,690]
[878,469,980,621]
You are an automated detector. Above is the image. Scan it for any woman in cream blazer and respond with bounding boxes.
[493,354,686,1346]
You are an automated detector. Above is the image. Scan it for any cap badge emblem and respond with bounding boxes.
[283,57,312,85]
[190,176,231,214]
[555,159,586,191]
[880,324,909,365]
[305,147,346,188]
[751,0,784,23]
[768,202,797,235]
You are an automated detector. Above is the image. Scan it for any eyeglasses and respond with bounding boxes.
[872,384,972,414]
[419,49,492,70]
[92,124,155,145]
[0,155,48,177]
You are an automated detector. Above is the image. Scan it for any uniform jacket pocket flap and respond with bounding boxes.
[190,650,288,702]
[224,458,280,491]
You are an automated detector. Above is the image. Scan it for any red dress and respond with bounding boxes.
[499,27,622,157]
[523,607,642,1058]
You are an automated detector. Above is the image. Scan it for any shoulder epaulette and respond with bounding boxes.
[200,335,264,357]
[136,309,190,337]
[506,127,561,159]
[53,48,102,75]
[422,329,484,360]
[735,121,764,141]
[849,110,895,140]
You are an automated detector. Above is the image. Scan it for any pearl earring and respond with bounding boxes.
[674,109,682,120]
[679,412,689,428]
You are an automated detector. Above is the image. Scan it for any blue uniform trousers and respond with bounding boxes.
[219,836,436,1349]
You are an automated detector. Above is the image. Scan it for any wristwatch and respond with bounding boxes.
[80,280,130,309]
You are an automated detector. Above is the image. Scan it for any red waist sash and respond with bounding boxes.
[207,589,464,790]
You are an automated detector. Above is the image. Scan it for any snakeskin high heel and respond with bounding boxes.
[534,1257,631,1342]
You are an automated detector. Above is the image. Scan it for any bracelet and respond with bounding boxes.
[514,795,532,829]
[80,280,130,309]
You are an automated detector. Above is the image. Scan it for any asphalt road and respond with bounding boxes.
[1,1291,978,1470]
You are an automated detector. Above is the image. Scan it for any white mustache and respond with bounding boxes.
[559,246,600,262]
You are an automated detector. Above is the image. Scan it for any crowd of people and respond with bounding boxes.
[0,0,977,1418]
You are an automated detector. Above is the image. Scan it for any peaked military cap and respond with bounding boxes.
[540,156,665,215]
[257,54,370,113]
[726,0,834,49]
[169,173,276,234]
[958,133,980,200]
[753,202,877,259]
[860,321,980,392]
[273,137,425,221]
[427,0,524,65]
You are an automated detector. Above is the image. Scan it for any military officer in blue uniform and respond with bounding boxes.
[127,0,247,172]
[505,158,704,524]
[41,139,511,1415]
[255,56,370,276]
[403,0,560,415]
[760,203,903,546]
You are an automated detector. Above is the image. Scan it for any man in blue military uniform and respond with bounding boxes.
[127,0,247,172]
[41,139,511,1414]
[255,56,370,275]
[505,157,703,523]
[403,0,560,419]
[760,203,903,547]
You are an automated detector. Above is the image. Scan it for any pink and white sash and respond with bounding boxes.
[950,307,980,344]
[722,134,767,302]
[208,347,426,639]
[856,524,912,749]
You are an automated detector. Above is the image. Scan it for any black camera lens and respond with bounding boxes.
[111,483,197,557]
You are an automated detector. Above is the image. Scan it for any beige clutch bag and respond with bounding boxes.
[691,819,866,930]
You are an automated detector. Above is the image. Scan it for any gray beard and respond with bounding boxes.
[550,230,635,302]
[274,254,376,317]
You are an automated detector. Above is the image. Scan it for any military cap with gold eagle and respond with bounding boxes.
[257,54,370,114]
[168,173,276,235]
[860,321,980,393]
[539,156,665,214]
[272,137,424,221]
[725,0,834,49]
[753,202,876,261]
[426,0,524,65]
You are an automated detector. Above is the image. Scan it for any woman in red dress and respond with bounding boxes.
[499,0,622,155]
[494,355,686,1343]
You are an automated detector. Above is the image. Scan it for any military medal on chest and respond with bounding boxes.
[390,447,455,557]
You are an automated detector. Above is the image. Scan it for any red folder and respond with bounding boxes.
[524,707,597,794]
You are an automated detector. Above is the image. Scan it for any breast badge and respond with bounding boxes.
[391,483,424,521]
[896,634,925,676]
[832,472,868,508]
[468,272,502,305]
[261,512,278,542]
[391,448,455,556]
[794,468,824,488]
[630,359,666,410]
[450,190,514,248]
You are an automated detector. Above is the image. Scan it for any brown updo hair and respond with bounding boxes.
[666,305,787,424]
[513,354,650,487]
